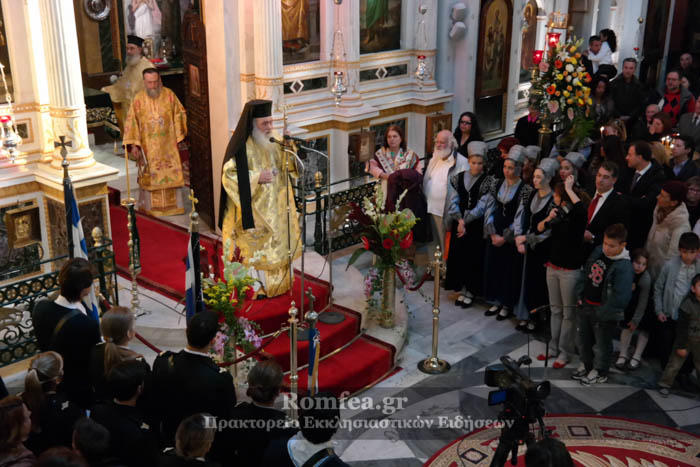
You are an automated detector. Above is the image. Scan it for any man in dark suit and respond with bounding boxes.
[677,96,700,148]
[610,58,647,132]
[670,135,698,181]
[584,161,630,258]
[32,258,102,408]
[514,98,541,147]
[151,310,236,463]
[623,140,667,250]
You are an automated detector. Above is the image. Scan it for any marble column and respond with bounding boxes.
[253,0,284,115]
[335,0,361,107]
[38,0,94,170]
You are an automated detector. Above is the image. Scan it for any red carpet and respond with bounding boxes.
[110,204,222,299]
[109,203,395,397]
[424,415,700,466]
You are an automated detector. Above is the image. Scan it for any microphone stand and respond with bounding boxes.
[296,143,343,324]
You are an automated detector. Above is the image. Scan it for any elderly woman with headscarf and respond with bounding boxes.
[646,180,692,279]
[514,158,560,332]
[444,141,494,308]
[466,145,534,319]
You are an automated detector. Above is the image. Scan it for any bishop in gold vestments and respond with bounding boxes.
[101,35,153,134]
[220,100,301,297]
[123,69,187,216]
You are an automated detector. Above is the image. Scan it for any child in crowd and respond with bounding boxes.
[616,249,653,371]
[573,223,634,385]
[653,232,700,372]
[658,273,700,396]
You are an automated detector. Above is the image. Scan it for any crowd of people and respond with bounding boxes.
[368,32,700,392]
[4,28,700,467]
[0,259,349,466]
[430,56,700,392]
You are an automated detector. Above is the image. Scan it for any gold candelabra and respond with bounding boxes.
[121,146,146,317]
[418,247,450,374]
[288,301,299,421]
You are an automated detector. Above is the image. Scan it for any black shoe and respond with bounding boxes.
[484,305,500,316]
[495,308,512,321]
[460,296,473,308]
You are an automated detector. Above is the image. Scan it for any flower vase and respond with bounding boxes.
[229,347,252,388]
[380,267,396,328]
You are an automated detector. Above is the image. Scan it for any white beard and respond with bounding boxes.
[126,54,141,67]
[252,126,277,152]
[434,147,452,159]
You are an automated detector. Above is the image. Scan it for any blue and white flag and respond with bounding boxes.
[65,185,100,322]
[308,328,320,396]
[185,230,204,320]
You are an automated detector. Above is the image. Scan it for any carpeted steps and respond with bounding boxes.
[109,203,396,397]
[263,305,360,371]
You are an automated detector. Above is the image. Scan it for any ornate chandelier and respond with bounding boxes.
[329,0,348,106]
[0,61,20,162]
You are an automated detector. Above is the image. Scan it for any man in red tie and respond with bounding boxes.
[584,161,630,259]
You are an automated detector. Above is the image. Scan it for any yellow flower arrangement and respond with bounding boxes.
[531,35,595,148]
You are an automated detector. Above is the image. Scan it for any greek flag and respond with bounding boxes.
[185,230,203,320]
[65,185,100,322]
[308,328,320,395]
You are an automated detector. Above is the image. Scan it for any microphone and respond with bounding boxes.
[283,134,306,143]
[269,137,307,159]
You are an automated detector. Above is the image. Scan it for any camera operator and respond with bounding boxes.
[537,175,587,368]
[525,438,574,467]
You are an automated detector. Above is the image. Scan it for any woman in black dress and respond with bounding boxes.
[467,145,533,319]
[453,112,484,157]
[514,158,559,332]
[445,141,492,307]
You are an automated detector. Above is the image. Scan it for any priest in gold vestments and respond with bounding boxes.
[101,35,153,134]
[219,100,301,297]
[123,68,187,216]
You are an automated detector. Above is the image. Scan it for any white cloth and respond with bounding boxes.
[424,156,453,216]
[588,41,613,74]
[55,295,87,315]
[288,432,341,466]
[133,2,155,38]
[590,187,613,221]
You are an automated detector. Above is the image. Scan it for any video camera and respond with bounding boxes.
[484,355,551,466]
[485,355,550,416]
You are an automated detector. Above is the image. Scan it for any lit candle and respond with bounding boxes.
[600,126,604,138]
[532,50,544,65]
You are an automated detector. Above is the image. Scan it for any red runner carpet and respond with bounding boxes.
[109,204,396,396]
[424,415,700,466]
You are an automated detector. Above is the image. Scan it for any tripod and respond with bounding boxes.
[490,408,546,466]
